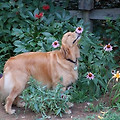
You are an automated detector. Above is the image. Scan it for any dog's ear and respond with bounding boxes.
[61,44,71,59]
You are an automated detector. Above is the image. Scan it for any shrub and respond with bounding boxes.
[12,7,80,53]
[69,31,117,102]
[108,70,120,108]
[105,18,120,61]
[93,17,120,61]
[21,78,70,117]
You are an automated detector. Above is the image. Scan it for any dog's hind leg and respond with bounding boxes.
[5,87,22,114]
[4,71,28,114]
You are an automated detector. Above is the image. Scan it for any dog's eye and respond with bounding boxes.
[68,35,70,37]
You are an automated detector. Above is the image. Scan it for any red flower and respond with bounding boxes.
[35,12,43,19]
[16,12,19,15]
[42,5,50,10]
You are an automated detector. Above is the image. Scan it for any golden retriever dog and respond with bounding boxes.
[0,27,82,114]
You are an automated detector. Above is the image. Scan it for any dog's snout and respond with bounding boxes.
[76,32,81,37]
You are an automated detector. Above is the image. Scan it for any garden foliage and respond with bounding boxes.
[21,78,70,117]
[0,0,119,113]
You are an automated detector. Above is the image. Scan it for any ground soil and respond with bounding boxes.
[0,103,96,120]
[0,94,110,120]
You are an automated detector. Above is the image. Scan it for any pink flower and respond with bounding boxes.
[86,72,95,80]
[35,12,44,19]
[104,43,113,52]
[75,27,83,34]
[42,5,50,10]
[111,70,116,75]
[52,41,59,48]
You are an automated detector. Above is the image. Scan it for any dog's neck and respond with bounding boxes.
[60,47,78,65]
[66,58,77,65]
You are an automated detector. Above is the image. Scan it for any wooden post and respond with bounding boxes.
[82,11,93,32]
[78,0,94,32]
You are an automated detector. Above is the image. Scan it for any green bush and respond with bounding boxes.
[21,78,70,117]
[105,18,120,60]
[69,31,116,102]
[93,18,120,60]
[12,7,80,53]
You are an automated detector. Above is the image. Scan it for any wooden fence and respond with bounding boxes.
[69,0,120,31]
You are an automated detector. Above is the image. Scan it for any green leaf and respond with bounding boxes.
[98,80,106,89]
[0,3,10,10]
[47,37,56,43]
[62,10,66,18]
[14,40,22,46]
[56,108,61,115]
[34,8,39,17]
[64,15,71,21]
[45,16,55,25]
[30,42,36,47]
[34,104,39,113]
[27,11,35,20]
[14,47,23,53]
[12,28,23,37]
[55,12,61,20]
[41,32,52,37]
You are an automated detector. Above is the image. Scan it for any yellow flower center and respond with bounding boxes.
[115,73,120,78]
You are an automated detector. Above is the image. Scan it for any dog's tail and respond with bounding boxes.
[0,73,3,91]
[0,73,2,79]
[0,73,4,101]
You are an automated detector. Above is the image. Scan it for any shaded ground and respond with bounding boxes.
[0,97,109,120]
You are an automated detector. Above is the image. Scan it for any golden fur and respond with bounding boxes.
[0,31,80,114]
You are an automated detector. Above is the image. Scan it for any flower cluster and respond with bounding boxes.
[35,5,50,19]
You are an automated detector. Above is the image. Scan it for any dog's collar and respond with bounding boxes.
[66,58,77,65]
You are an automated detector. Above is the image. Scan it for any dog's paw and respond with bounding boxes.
[9,109,16,114]
[5,105,16,114]
[65,109,72,114]
[5,108,16,114]
[17,101,25,108]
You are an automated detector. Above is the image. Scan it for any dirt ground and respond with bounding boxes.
[0,100,103,120]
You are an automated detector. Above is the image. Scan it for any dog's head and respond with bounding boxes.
[61,27,83,61]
